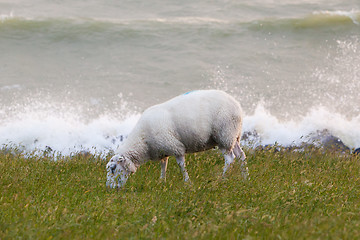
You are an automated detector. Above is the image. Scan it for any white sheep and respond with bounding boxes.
[106,90,248,188]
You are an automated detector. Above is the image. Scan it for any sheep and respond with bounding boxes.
[106,90,248,188]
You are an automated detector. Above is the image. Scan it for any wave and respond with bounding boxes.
[242,104,360,149]
[313,10,359,25]
[1,10,359,32]
[287,10,360,27]
[0,92,140,156]
[0,112,140,156]
[0,14,228,30]
[1,102,359,157]
[249,10,360,31]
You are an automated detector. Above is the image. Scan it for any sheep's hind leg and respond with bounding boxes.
[233,142,249,179]
[221,149,235,176]
[160,157,169,181]
[176,155,190,182]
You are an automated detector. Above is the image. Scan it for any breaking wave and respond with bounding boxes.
[1,101,359,157]
[242,104,360,150]
[253,10,360,29]
[1,10,359,33]
[1,8,359,157]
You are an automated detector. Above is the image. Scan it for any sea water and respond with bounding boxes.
[0,0,359,155]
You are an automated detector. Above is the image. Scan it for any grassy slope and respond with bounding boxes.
[1,149,360,239]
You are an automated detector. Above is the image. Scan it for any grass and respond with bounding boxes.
[1,147,360,239]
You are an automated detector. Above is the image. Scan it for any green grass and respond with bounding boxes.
[1,148,360,239]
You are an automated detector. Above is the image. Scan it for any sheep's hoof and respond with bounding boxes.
[184,179,192,187]
[221,175,229,181]
[241,170,250,181]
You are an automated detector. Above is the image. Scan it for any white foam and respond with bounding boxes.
[0,112,140,156]
[0,84,22,91]
[0,12,14,22]
[151,17,229,25]
[1,101,359,157]
[87,16,229,26]
[243,104,360,149]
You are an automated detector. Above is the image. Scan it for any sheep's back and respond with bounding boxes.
[136,90,243,158]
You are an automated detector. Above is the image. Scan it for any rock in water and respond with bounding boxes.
[305,129,350,153]
[354,148,360,155]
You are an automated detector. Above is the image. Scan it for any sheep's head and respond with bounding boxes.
[106,155,137,188]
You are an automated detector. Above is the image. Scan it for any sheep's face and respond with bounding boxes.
[106,155,137,188]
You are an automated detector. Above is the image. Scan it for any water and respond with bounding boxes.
[1,0,360,155]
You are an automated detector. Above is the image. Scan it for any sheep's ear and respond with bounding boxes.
[123,158,137,173]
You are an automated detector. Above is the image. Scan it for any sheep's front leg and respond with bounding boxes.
[160,157,169,181]
[176,156,190,182]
